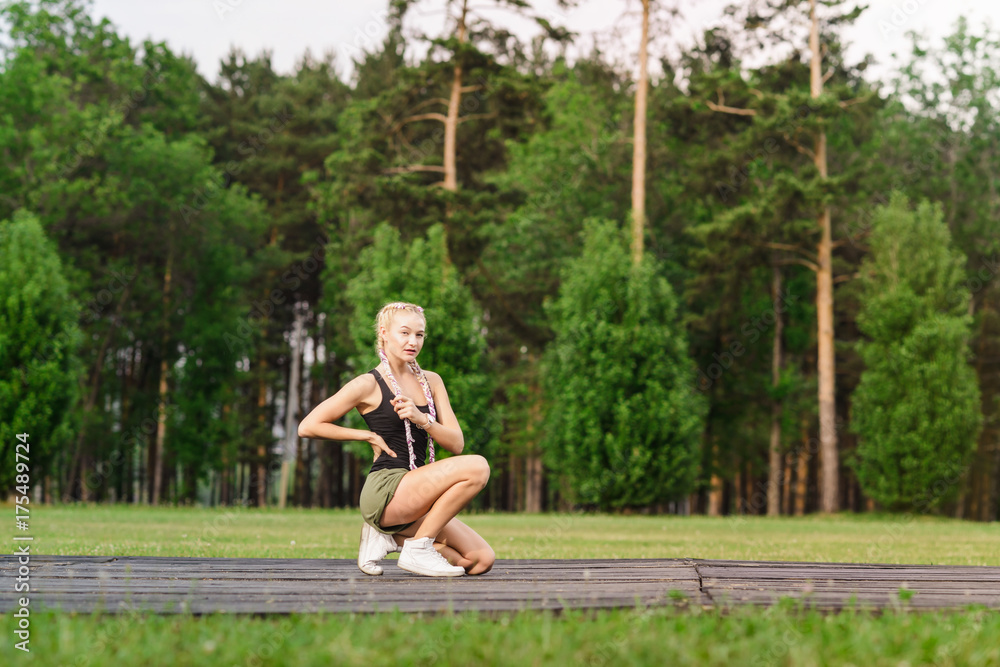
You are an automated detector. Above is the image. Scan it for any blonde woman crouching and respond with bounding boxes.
[298,302,494,577]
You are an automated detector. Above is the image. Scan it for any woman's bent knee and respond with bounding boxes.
[467,546,495,575]
[464,454,490,487]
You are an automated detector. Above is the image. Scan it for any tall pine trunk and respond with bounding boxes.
[810,0,839,512]
[782,452,793,514]
[252,227,281,507]
[278,307,304,509]
[768,264,784,516]
[708,449,724,516]
[221,404,232,505]
[524,379,544,512]
[152,233,174,505]
[443,0,468,193]
[630,0,649,265]
[119,358,133,502]
[256,359,269,507]
[794,435,809,516]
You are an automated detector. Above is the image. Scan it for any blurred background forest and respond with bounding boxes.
[1,0,997,520]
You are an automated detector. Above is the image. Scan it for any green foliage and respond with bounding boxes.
[851,194,982,511]
[1,0,997,514]
[0,0,273,500]
[482,60,632,343]
[0,210,82,489]
[878,21,1000,519]
[168,166,264,496]
[344,224,499,463]
[543,219,706,508]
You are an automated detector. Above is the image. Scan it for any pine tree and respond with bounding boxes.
[699,0,877,513]
[876,19,1000,519]
[544,218,705,508]
[851,194,982,511]
[0,211,82,491]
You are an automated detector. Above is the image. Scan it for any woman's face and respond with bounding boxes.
[383,311,426,361]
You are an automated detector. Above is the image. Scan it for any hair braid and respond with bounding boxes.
[408,359,436,464]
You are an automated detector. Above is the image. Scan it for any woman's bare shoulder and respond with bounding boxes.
[330,371,376,400]
[346,371,381,412]
[422,369,445,387]
[348,371,378,392]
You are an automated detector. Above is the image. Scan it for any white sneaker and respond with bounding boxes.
[358,522,400,576]
[397,537,466,577]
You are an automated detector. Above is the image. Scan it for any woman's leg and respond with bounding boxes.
[394,515,495,575]
[380,454,490,539]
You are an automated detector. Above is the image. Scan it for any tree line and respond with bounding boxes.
[1,0,997,519]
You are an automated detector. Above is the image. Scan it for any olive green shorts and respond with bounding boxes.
[360,467,414,535]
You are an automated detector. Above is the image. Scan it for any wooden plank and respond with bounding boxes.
[2,555,997,615]
[717,580,997,592]
[25,596,685,615]
[6,556,694,567]
[4,557,695,571]
[691,557,1000,570]
[18,586,707,615]
[699,569,1000,582]
[30,582,701,598]
[23,584,698,601]
[1,556,707,614]
[27,567,700,581]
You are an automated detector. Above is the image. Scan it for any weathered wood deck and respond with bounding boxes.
[3,555,999,614]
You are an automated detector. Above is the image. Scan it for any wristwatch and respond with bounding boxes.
[417,414,435,430]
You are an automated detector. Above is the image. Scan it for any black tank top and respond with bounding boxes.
[361,369,431,472]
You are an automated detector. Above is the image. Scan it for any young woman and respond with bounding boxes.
[298,302,495,577]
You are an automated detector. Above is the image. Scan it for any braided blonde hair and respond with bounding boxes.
[374,302,437,470]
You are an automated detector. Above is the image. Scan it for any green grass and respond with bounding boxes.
[3,506,999,666]
[17,504,1000,565]
[3,604,999,666]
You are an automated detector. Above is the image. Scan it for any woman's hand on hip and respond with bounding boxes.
[390,395,429,426]
[366,432,396,462]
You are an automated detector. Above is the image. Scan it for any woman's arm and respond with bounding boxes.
[298,375,396,461]
[391,370,465,455]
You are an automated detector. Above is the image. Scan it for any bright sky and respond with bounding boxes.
[87,0,999,84]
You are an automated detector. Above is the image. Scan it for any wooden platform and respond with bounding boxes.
[3,555,999,615]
